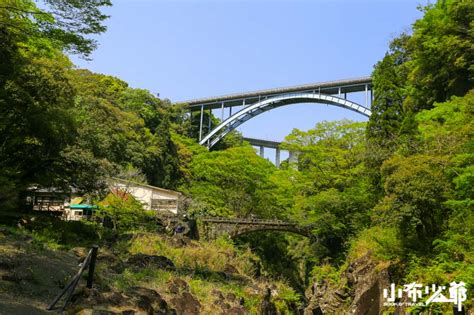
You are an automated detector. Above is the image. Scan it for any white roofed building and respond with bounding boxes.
[108,178,182,214]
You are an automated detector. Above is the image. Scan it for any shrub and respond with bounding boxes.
[97,192,153,233]
[348,226,403,262]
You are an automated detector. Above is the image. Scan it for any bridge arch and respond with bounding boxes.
[197,217,316,241]
[199,93,372,148]
[230,226,314,240]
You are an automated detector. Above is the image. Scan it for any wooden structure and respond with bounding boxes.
[26,179,183,220]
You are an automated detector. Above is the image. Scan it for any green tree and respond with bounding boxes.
[407,0,474,111]
[97,192,150,233]
[68,70,158,188]
[374,154,451,251]
[416,91,474,286]
[280,120,373,261]
[365,34,411,194]
[0,0,111,209]
[184,146,277,218]
[0,27,76,207]
[0,0,111,57]
[366,34,410,151]
[67,69,200,191]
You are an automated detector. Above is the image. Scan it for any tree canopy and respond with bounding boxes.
[0,0,472,311]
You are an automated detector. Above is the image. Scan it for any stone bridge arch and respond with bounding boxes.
[198,217,314,241]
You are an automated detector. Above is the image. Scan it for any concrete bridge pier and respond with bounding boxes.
[244,137,284,167]
[275,148,280,168]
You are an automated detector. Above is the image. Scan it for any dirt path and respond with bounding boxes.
[0,230,78,314]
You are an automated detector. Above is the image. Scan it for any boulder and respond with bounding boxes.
[167,278,189,294]
[170,292,201,315]
[168,235,193,248]
[126,286,175,315]
[347,254,390,315]
[126,254,175,270]
[304,253,392,315]
[72,287,176,315]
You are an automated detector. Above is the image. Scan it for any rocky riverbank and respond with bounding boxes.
[0,226,300,314]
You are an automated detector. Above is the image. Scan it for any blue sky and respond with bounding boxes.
[72,0,423,159]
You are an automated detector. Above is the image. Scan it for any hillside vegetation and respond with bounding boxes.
[0,0,472,314]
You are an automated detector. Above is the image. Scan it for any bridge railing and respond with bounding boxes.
[200,216,297,226]
[47,245,99,312]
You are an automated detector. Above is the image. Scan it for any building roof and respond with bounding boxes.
[109,178,182,196]
[27,186,80,194]
[70,204,98,209]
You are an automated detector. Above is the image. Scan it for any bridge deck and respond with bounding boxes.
[182,76,372,110]
[243,137,281,149]
[201,216,296,226]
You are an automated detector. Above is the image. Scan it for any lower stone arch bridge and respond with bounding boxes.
[161,215,315,241]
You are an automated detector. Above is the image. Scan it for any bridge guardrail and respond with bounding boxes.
[200,216,297,226]
[47,245,99,312]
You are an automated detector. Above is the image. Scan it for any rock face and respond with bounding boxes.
[347,254,390,315]
[71,286,176,315]
[305,253,391,315]
[209,288,247,315]
[127,286,174,315]
[165,278,201,315]
[170,292,201,315]
[166,278,189,294]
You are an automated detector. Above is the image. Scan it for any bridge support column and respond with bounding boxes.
[259,146,264,158]
[275,148,280,168]
[289,151,298,165]
[365,84,368,107]
[208,109,211,132]
[199,105,204,141]
[221,102,224,121]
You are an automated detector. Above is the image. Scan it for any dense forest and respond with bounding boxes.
[0,0,472,313]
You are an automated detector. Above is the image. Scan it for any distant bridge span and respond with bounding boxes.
[199,216,314,240]
[181,76,373,149]
[161,214,315,240]
[200,93,371,148]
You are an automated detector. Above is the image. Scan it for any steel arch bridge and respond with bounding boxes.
[200,93,371,148]
[181,76,372,149]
